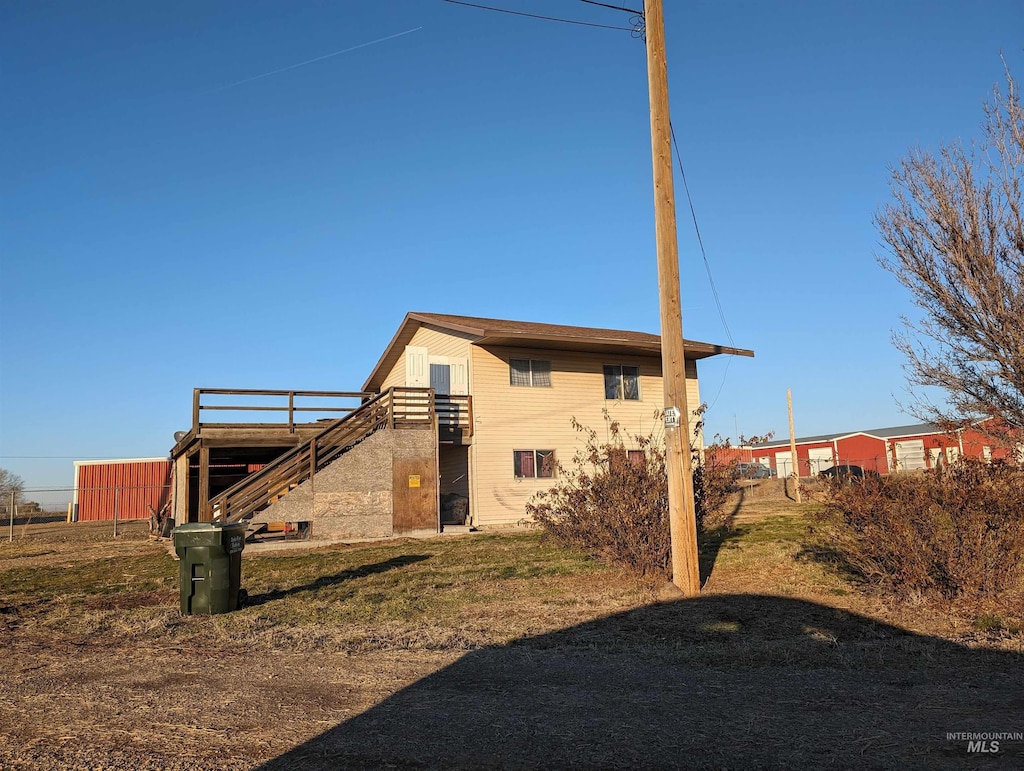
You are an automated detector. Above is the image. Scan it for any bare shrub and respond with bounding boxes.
[525,412,736,581]
[814,460,1024,609]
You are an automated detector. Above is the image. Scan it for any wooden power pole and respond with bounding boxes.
[787,388,801,503]
[645,0,700,596]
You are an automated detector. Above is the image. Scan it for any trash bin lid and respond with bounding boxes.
[172,521,246,534]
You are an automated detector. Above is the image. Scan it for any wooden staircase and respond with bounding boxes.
[208,387,435,524]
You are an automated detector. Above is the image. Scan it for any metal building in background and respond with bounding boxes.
[72,458,172,521]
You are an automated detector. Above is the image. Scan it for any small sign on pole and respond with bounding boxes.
[664,407,681,429]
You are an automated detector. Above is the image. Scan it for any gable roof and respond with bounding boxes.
[363,312,754,392]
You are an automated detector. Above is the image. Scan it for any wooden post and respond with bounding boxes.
[310,439,318,495]
[199,446,211,522]
[787,389,801,503]
[192,388,201,431]
[288,391,295,434]
[645,0,700,596]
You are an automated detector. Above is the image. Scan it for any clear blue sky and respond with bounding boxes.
[2,1,1022,502]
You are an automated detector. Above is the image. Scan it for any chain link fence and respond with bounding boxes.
[4,485,172,542]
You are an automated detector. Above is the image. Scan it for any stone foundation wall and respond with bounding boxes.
[255,426,436,540]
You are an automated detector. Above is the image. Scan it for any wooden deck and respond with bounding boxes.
[170,387,473,524]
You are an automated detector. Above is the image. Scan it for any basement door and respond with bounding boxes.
[393,457,438,534]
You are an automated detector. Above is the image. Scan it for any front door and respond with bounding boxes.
[430,361,451,395]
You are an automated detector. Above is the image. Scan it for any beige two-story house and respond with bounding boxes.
[173,312,752,538]
[362,312,753,528]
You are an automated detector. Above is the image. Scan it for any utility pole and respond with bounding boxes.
[645,0,700,596]
[787,389,801,503]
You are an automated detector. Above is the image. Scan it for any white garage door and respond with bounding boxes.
[808,448,834,475]
[894,439,926,471]
[775,451,794,477]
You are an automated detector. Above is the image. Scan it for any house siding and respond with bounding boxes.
[469,344,701,527]
[379,324,475,391]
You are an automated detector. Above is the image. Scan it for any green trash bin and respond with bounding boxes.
[173,521,247,615]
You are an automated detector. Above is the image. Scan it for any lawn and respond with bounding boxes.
[1,493,1021,769]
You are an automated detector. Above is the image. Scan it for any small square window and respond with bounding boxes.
[603,365,640,400]
[510,359,552,387]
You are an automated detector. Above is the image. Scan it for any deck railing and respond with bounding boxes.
[435,394,473,437]
[192,388,374,434]
[208,387,436,523]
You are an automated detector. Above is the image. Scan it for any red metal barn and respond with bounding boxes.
[73,458,172,521]
[957,420,1018,463]
[751,420,1022,477]
[706,445,754,466]
[750,432,856,477]
[833,433,889,473]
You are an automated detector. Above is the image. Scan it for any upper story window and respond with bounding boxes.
[604,365,640,400]
[510,359,552,387]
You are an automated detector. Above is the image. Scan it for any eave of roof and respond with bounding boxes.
[362,312,754,392]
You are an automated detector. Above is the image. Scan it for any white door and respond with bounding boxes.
[928,447,942,468]
[449,358,469,396]
[807,447,833,475]
[894,439,926,471]
[775,451,794,477]
[405,346,429,387]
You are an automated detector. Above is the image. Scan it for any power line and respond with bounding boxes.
[668,120,734,348]
[577,0,643,15]
[667,120,739,410]
[0,456,148,460]
[443,0,636,31]
[205,27,422,93]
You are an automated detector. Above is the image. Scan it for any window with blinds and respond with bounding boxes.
[509,359,552,387]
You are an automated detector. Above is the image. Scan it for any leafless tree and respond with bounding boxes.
[876,61,1023,439]
[0,467,25,510]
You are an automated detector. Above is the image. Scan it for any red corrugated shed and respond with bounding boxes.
[74,458,172,521]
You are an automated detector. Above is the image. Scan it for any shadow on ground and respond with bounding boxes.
[258,593,1023,770]
[245,555,430,606]
[698,486,745,585]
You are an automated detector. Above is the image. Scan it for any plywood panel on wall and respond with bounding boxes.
[393,457,437,532]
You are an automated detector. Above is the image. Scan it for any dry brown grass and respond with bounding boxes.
[1,501,1021,769]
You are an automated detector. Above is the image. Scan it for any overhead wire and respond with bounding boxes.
[442,0,636,31]
[577,0,643,15]
[443,0,734,408]
[668,120,738,410]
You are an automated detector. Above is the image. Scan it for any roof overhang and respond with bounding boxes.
[362,312,754,393]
